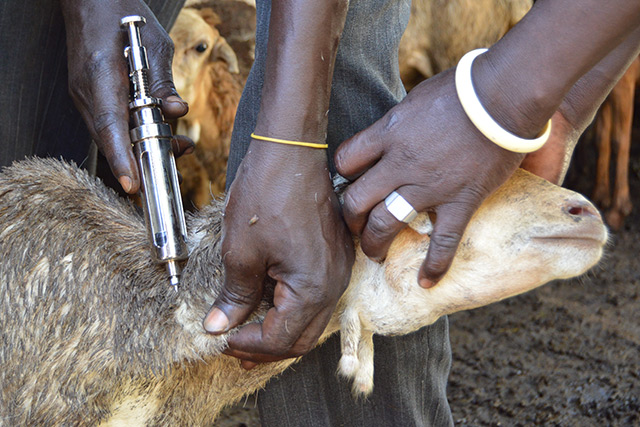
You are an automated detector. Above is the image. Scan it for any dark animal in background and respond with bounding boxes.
[592,56,640,230]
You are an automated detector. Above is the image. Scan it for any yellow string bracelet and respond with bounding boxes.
[251,133,329,149]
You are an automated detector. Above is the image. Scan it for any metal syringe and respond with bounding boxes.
[120,15,188,290]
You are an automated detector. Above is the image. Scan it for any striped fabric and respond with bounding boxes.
[227,0,454,425]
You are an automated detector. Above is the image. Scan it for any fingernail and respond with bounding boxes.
[241,361,258,371]
[166,95,187,107]
[119,176,132,193]
[184,145,195,155]
[204,308,229,334]
[419,278,436,289]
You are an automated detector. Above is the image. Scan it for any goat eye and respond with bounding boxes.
[195,43,208,53]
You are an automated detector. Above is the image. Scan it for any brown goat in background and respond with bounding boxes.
[171,8,243,208]
[592,56,640,230]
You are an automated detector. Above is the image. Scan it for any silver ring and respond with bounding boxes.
[384,191,418,223]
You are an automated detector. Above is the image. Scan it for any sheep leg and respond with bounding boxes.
[607,74,635,229]
[351,330,375,397]
[338,307,362,378]
[593,100,613,209]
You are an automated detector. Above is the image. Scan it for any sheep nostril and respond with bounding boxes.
[568,206,584,215]
[564,200,601,219]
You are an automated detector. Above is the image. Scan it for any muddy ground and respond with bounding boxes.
[447,140,640,426]
[214,138,640,426]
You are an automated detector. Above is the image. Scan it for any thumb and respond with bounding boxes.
[149,69,188,120]
[418,202,476,288]
[204,258,265,335]
[144,30,188,119]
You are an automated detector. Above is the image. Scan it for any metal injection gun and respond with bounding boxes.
[120,15,188,290]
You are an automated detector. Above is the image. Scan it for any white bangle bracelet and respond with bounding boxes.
[455,48,552,154]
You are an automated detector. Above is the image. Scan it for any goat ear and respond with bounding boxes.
[199,8,222,27]
[212,40,240,74]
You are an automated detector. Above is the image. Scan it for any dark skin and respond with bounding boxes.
[59,0,193,193]
[522,25,640,185]
[61,0,640,367]
[209,0,640,366]
[335,0,640,288]
[203,0,354,366]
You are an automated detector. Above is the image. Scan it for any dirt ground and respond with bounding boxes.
[214,135,640,426]
[447,141,640,425]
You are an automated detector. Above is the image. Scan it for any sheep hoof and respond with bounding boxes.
[338,354,359,378]
[352,368,374,397]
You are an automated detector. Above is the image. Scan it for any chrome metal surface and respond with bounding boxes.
[121,15,188,289]
[384,191,418,224]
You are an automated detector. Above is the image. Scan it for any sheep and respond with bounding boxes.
[0,158,606,424]
[184,0,257,81]
[592,56,640,230]
[399,0,532,90]
[170,8,243,205]
[171,8,239,109]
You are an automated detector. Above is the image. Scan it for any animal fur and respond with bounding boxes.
[0,158,606,424]
[399,0,532,90]
[171,8,243,206]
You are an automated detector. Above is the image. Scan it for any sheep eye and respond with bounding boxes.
[195,43,208,53]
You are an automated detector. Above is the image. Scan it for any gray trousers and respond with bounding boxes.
[0,0,184,168]
[227,1,454,426]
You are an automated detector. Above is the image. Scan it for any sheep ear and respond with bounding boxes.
[198,8,221,27]
[212,41,239,74]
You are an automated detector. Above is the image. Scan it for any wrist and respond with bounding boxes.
[472,51,560,140]
[247,138,329,169]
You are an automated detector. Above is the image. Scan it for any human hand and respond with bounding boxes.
[335,69,524,288]
[520,110,579,185]
[203,142,354,365]
[60,0,191,193]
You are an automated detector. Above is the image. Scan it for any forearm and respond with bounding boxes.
[254,0,349,143]
[559,25,640,133]
[519,26,640,185]
[473,0,640,138]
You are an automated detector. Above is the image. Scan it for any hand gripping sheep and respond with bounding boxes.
[0,159,606,425]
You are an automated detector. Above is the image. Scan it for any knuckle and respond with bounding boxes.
[430,230,463,252]
[68,51,117,100]
[87,50,113,76]
[261,335,295,357]
[219,281,260,307]
[289,342,315,357]
[334,152,347,174]
[460,186,488,204]
[154,35,175,57]
[342,190,368,221]
[423,259,449,279]
[149,77,177,97]
[366,212,394,240]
